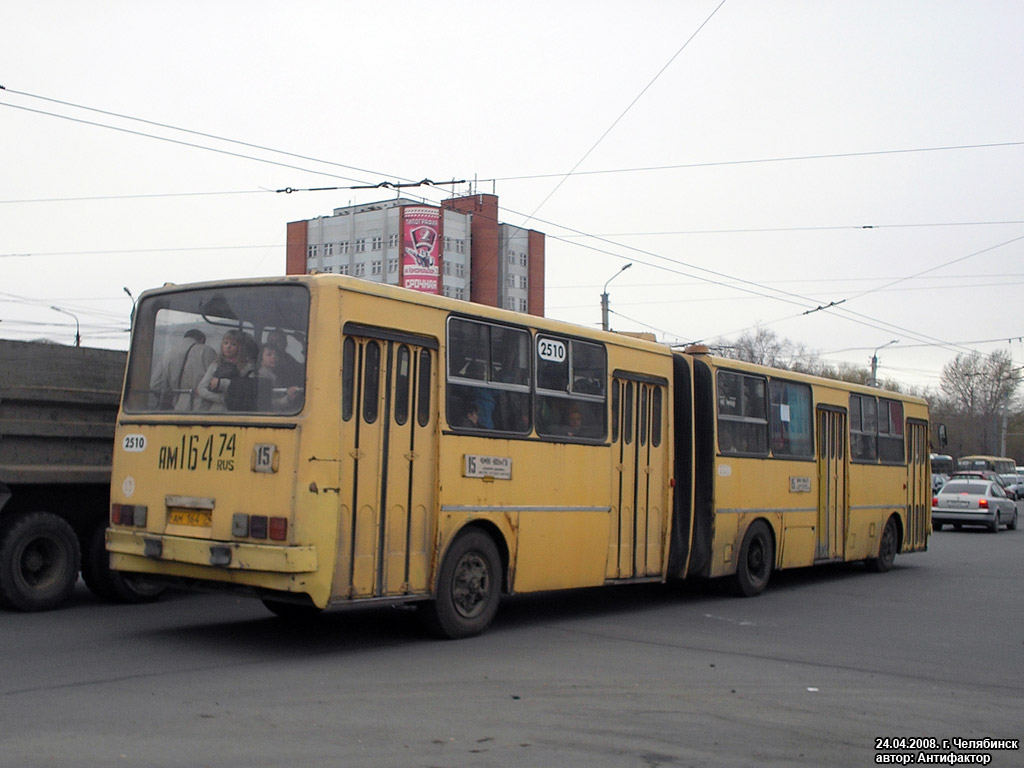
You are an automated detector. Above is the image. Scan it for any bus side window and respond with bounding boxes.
[342,337,356,422]
[417,348,431,428]
[363,341,380,424]
[651,388,662,447]
[611,380,620,443]
[394,345,410,426]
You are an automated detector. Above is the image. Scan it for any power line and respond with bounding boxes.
[522,0,728,224]
[485,141,1024,183]
[1,85,402,182]
[0,190,266,205]
[0,100,375,186]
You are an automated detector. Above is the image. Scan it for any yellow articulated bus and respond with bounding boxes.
[107,275,930,637]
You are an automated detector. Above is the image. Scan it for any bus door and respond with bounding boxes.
[609,374,668,579]
[905,419,929,550]
[816,407,847,561]
[335,327,438,600]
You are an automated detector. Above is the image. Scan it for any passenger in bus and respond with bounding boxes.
[461,401,482,429]
[257,343,302,411]
[195,330,256,411]
[265,328,303,387]
[566,404,584,437]
[150,329,217,411]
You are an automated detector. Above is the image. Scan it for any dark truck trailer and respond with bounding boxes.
[0,339,162,610]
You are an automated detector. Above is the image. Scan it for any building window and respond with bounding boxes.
[355,239,366,253]
[507,275,515,287]
[520,276,527,289]
[371,260,382,276]
[457,239,466,254]
[371,236,382,251]
[520,253,527,267]
[355,262,365,277]
[444,261,451,276]
[388,258,397,273]
[444,236,452,252]
[519,298,527,312]
[388,233,398,249]
[339,264,349,275]
[307,244,318,258]
[340,241,350,255]
[325,242,334,257]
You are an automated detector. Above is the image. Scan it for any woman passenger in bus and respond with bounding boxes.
[195,330,256,411]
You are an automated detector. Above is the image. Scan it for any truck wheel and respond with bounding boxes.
[420,529,502,639]
[0,511,81,611]
[82,525,166,604]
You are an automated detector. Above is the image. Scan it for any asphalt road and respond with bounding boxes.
[1,528,1021,768]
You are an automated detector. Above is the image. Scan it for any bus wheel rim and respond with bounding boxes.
[451,552,490,619]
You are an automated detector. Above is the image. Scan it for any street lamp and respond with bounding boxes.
[123,286,136,330]
[870,339,898,387]
[50,305,81,347]
[601,263,632,331]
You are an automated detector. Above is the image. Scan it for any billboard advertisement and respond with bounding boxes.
[401,206,442,294]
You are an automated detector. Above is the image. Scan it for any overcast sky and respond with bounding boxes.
[2,1,1021,390]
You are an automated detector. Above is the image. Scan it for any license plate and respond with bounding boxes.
[167,509,213,527]
[948,500,969,508]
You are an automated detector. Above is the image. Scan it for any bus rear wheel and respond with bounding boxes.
[731,521,773,597]
[421,529,501,639]
[867,516,899,572]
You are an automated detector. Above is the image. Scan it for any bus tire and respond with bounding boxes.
[731,521,773,597]
[422,529,501,638]
[82,524,166,604]
[0,511,81,612]
[867,516,899,572]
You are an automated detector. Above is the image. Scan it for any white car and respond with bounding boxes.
[932,479,1018,532]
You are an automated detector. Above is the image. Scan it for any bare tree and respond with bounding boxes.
[940,350,1021,454]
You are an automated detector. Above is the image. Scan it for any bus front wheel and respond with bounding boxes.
[422,529,501,639]
[731,521,773,597]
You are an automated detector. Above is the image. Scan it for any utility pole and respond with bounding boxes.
[870,339,898,387]
[601,263,632,332]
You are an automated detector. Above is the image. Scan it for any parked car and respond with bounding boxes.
[932,479,1018,532]
[948,470,1019,500]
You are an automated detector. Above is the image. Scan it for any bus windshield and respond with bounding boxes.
[122,283,309,415]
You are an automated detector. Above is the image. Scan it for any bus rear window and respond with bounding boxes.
[123,284,310,415]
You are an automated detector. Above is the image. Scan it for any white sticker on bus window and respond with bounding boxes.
[537,339,566,363]
[780,404,791,422]
[464,454,512,480]
[123,434,146,452]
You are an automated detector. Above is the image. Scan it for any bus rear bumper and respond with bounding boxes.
[106,528,318,573]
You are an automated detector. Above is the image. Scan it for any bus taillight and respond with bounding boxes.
[111,504,147,527]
